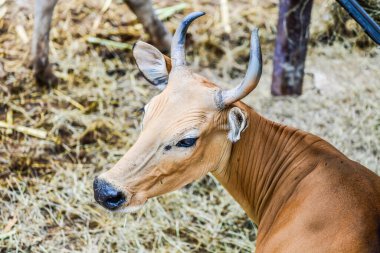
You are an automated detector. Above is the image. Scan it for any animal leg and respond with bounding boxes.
[124,0,172,53]
[31,0,59,86]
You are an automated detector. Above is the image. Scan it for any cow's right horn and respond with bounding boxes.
[216,29,262,109]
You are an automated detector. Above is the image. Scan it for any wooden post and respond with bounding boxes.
[271,0,314,96]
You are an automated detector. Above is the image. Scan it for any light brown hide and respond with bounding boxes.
[99,51,380,252]
[213,104,380,252]
[100,68,232,207]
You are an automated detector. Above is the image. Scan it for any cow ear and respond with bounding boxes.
[133,41,172,90]
[227,107,248,142]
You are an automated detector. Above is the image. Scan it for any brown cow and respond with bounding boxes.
[93,12,380,252]
[31,0,171,86]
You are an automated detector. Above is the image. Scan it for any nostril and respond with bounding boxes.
[104,191,125,210]
[107,191,124,203]
[93,178,126,210]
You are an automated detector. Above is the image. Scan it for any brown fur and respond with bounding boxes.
[215,104,380,252]
[97,46,380,252]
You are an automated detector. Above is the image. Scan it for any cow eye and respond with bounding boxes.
[176,138,198,148]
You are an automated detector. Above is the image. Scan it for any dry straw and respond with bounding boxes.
[0,0,379,252]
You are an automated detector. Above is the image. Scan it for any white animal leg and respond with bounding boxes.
[31,0,59,86]
[124,0,172,53]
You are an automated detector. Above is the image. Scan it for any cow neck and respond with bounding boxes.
[212,102,333,229]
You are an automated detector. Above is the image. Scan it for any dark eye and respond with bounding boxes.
[176,138,198,148]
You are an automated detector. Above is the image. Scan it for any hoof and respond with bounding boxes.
[34,65,59,87]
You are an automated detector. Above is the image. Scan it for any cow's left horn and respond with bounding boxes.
[216,29,262,108]
[171,11,205,67]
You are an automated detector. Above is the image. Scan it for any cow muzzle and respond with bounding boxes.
[93,177,126,210]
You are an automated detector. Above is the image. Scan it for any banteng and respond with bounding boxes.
[93,12,380,252]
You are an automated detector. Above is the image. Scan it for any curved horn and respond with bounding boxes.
[171,11,205,67]
[217,29,262,108]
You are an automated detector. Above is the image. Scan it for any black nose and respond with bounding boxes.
[93,177,126,210]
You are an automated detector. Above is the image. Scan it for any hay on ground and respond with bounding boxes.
[0,0,379,252]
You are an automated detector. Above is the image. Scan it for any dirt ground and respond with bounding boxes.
[0,0,379,252]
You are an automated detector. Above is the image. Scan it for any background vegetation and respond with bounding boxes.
[0,0,379,252]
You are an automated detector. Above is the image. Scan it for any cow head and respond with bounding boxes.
[93,12,262,212]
